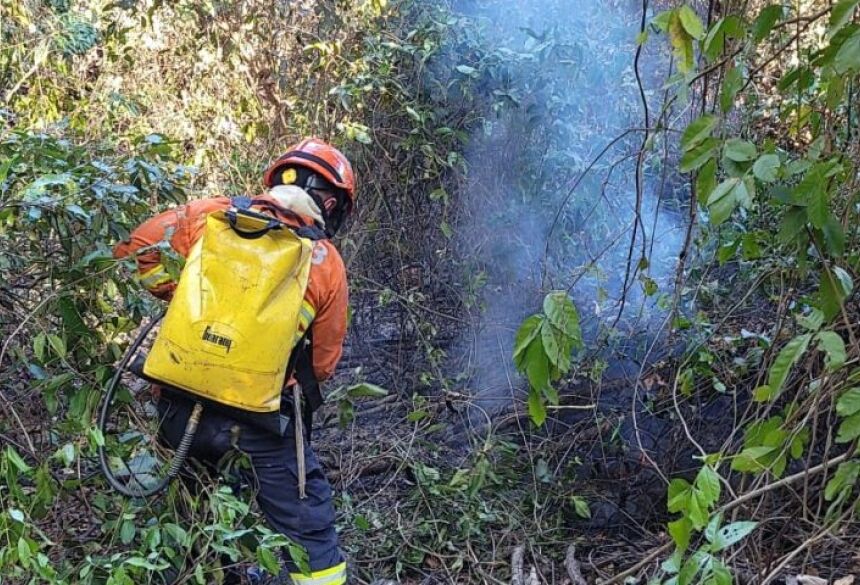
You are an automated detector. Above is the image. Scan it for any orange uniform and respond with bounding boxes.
[114,195,348,381]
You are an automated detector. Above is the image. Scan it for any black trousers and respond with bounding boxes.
[157,391,343,573]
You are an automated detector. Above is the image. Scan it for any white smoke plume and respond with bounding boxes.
[448,0,687,420]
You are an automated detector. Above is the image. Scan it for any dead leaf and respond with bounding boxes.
[642,372,665,391]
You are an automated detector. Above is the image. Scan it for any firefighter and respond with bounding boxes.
[114,138,355,585]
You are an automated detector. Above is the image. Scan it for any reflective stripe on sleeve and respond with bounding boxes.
[299,299,316,328]
[294,299,317,344]
[135,264,172,290]
[290,562,347,585]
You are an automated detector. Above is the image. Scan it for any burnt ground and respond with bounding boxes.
[314,269,860,584]
[311,288,698,582]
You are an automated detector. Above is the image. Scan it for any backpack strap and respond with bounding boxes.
[226,197,283,239]
[294,225,327,241]
[284,327,323,442]
[229,197,328,242]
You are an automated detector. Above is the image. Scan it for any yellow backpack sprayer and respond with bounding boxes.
[98,197,325,497]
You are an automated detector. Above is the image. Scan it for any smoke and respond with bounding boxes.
[448,0,687,417]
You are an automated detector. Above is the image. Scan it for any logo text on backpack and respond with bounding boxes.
[201,326,233,353]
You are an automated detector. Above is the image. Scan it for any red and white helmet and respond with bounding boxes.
[263,138,356,213]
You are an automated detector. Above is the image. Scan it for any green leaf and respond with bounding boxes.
[696,158,717,204]
[5,446,31,473]
[527,387,547,427]
[0,155,16,185]
[711,560,733,585]
[517,335,552,396]
[287,540,311,576]
[678,5,705,40]
[571,496,591,519]
[682,115,718,152]
[792,162,833,205]
[797,308,825,331]
[668,478,692,513]
[455,64,478,77]
[543,291,581,342]
[88,426,105,448]
[18,537,31,566]
[718,238,740,265]
[808,187,830,229]
[662,548,683,574]
[752,154,780,182]
[816,331,846,371]
[710,521,757,552]
[669,11,696,74]
[834,266,854,297]
[58,443,76,466]
[33,333,47,362]
[790,432,808,459]
[47,334,66,358]
[831,1,860,37]
[836,29,860,73]
[752,5,783,42]
[642,276,658,296]
[837,411,860,443]
[120,520,136,545]
[823,214,846,257]
[257,546,281,575]
[695,465,721,508]
[406,410,429,422]
[824,460,860,500]
[740,176,755,207]
[809,136,827,161]
[760,334,811,401]
[723,138,757,162]
[58,296,88,339]
[705,511,723,543]
[652,10,673,32]
[124,557,168,570]
[741,232,762,260]
[731,445,777,472]
[720,66,743,113]
[778,207,808,245]
[753,385,775,402]
[164,523,189,546]
[541,321,570,373]
[8,508,25,523]
[687,489,709,529]
[668,517,693,552]
[337,400,354,428]
[679,368,695,396]
[354,514,370,531]
[707,178,744,225]
[680,138,718,172]
[837,387,860,417]
[346,383,388,399]
[514,315,543,366]
[703,18,727,61]
[820,266,854,321]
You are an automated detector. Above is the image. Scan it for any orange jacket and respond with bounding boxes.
[114,195,348,381]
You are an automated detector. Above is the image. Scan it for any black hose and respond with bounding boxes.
[97,312,203,498]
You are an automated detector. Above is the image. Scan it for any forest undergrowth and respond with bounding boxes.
[2,0,860,584]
